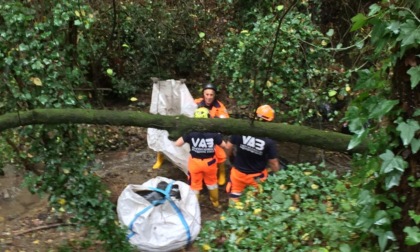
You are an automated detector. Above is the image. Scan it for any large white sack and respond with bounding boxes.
[117,177,201,252]
[147,79,197,174]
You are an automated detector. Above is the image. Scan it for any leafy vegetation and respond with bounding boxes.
[342,2,420,251]
[213,2,351,123]
[0,0,132,250]
[197,164,375,251]
[0,0,418,251]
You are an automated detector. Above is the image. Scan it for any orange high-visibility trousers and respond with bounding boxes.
[187,156,217,191]
[214,145,226,164]
[226,167,268,199]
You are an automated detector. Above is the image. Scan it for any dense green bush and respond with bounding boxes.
[196,163,381,251]
[212,3,350,123]
[91,0,220,97]
[0,1,133,250]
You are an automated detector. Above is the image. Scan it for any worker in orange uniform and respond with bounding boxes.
[175,107,227,208]
[225,105,280,203]
[153,83,230,186]
[194,83,229,186]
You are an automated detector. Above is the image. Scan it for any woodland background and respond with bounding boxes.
[0,0,419,251]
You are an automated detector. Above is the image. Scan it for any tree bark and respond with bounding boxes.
[390,47,420,252]
[0,108,368,154]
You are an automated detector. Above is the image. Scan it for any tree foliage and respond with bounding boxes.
[343,2,420,251]
[212,1,351,123]
[0,0,132,250]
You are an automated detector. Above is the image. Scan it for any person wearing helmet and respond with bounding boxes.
[194,83,229,118]
[194,83,230,186]
[175,107,227,208]
[225,105,280,203]
[152,83,230,171]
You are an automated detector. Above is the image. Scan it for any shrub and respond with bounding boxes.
[197,163,379,252]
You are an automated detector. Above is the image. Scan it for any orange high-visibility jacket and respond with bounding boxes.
[194,98,229,118]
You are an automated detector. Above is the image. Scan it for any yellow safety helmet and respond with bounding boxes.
[194,107,210,118]
[256,105,275,121]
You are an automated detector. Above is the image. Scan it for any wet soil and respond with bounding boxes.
[0,126,227,252]
[0,124,351,252]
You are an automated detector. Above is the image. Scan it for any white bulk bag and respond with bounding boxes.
[147,79,197,174]
[117,177,201,252]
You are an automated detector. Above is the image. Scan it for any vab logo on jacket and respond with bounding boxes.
[191,138,214,148]
[242,136,265,151]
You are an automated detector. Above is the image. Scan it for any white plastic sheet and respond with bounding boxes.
[147,79,197,174]
[117,176,201,252]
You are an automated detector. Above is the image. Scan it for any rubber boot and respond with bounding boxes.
[217,163,226,186]
[208,188,220,208]
[194,191,200,201]
[152,152,164,169]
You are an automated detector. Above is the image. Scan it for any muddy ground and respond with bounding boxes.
[0,122,351,252]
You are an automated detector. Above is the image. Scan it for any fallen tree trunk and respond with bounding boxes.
[0,109,367,154]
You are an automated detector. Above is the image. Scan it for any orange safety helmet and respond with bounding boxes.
[256,105,275,121]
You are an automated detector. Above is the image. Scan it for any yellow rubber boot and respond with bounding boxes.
[209,188,220,208]
[195,191,200,201]
[217,163,226,186]
[152,152,164,169]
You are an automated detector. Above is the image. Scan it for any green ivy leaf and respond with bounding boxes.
[386,21,401,34]
[396,119,420,146]
[272,190,285,203]
[37,95,50,105]
[347,136,362,150]
[369,100,398,119]
[339,243,351,252]
[326,29,334,37]
[199,32,205,38]
[355,40,364,49]
[357,190,374,205]
[407,65,420,89]
[31,60,44,70]
[377,230,395,252]
[403,226,420,246]
[276,5,284,11]
[351,13,368,31]
[355,215,374,230]
[398,19,420,47]
[379,149,407,174]
[384,170,403,190]
[411,138,420,154]
[18,43,29,51]
[408,210,420,225]
[328,90,337,97]
[367,3,381,17]
[374,210,390,226]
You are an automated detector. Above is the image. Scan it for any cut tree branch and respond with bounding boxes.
[0,109,368,154]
